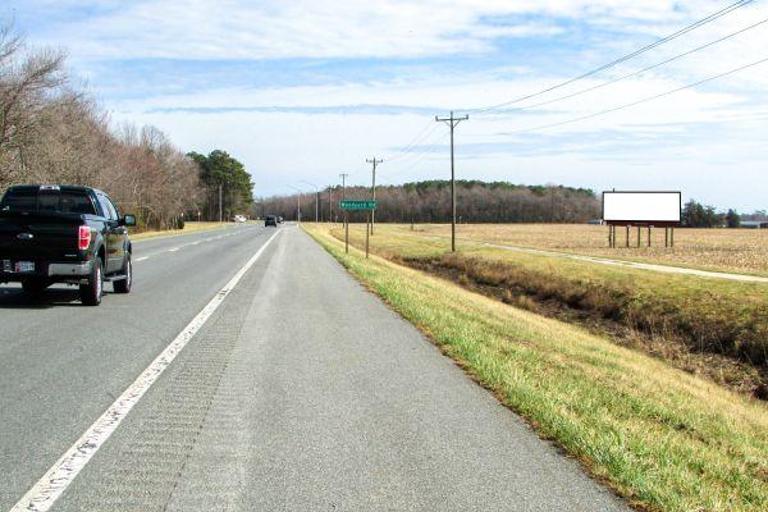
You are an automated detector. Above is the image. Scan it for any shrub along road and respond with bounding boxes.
[0,225,626,511]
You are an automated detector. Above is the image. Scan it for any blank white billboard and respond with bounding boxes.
[602,191,681,224]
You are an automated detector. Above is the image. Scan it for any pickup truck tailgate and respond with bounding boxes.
[0,213,81,261]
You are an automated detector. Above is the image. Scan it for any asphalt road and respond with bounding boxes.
[0,224,628,511]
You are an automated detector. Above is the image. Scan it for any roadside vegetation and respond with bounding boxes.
[305,223,768,512]
[326,223,768,397]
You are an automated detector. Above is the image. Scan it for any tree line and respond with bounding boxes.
[682,200,766,228]
[258,180,601,223]
[263,184,767,228]
[0,23,252,229]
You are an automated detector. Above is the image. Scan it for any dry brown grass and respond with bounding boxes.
[407,223,768,276]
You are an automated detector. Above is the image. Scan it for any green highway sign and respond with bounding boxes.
[339,200,376,211]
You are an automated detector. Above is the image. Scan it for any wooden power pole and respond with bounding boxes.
[366,158,382,235]
[435,111,468,252]
[340,173,349,229]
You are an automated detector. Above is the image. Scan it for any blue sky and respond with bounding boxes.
[4,0,768,210]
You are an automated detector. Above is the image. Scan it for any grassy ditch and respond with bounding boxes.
[327,223,768,395]
[304,223,768,512]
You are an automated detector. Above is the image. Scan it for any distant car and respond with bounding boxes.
[265,215,278,227]
[277,216,284,224]
[233,214,247,223]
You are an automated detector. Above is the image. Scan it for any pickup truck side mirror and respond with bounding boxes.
[120,214,137,227]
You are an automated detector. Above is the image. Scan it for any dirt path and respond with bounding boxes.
[476,241,768,283]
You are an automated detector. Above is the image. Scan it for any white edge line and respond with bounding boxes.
[10,229,281,512]
[133,226,258,262]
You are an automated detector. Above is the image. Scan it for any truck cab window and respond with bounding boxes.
[97,194,118,221]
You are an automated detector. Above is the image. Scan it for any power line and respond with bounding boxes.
[490,15,768,115]
[382,130,450,184]
[385,123,442,163]
[501,54,768,135]
[468,0,754,115]
[385,119,437,161]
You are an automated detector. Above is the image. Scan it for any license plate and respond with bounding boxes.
[14,261,35,273]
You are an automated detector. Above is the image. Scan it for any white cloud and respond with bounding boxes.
[18,0,744,61]
[110,66,768,209]
[9,0,768,210]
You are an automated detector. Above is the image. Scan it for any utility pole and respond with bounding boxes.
[339,173,349,202]
[435,111,468,252]
[328,186,333,223]
[288,186,302,224]
[339,173,349,227]
[300,181,320,223]
[218,184,223,223]
[366,157,382,235]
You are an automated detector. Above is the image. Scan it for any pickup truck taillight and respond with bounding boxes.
[78,225,91,251]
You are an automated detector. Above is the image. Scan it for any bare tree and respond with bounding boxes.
[0,21,205,230]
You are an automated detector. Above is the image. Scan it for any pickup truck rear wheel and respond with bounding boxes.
[80,257,103,306]
[113,255,132,294]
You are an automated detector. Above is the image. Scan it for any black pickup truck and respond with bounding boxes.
[0,185,136,305]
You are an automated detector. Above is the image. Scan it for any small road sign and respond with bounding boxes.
[340,200,376,211]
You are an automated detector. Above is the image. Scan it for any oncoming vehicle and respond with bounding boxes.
[277,216,284,224]
[265,215,278,227]
[0,185,136,306]
[233,214,247,223]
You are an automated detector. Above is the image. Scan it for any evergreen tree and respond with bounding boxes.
[188,150,253,220]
